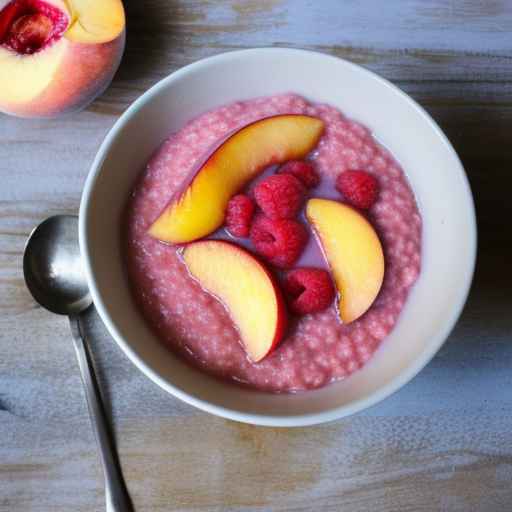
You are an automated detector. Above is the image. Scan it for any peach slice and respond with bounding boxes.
[306,198,385,323]
[0,0,125,118]
[149,114,324,244]
[182,240,287,362]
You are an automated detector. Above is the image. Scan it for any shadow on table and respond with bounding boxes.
[115,0,181,82]
[443,103,512,342]
[357,101,512,417]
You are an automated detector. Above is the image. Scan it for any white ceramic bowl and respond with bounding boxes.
[79,48,476,427]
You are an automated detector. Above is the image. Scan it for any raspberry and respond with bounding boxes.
[278,160,320,188]
[254,174,305,219]
[250,215,308,268]
[225,194,255,238]
[283,268,335,315]
[335,170,379,210]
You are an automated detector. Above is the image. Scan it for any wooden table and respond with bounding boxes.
[1,1,511,510]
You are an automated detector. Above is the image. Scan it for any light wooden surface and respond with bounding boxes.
[1,1,512,511]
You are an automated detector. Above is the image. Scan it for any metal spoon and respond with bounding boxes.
[23,215,133,512]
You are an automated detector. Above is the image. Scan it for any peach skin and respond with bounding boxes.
[182,240,288,362]
[306,198,385,323]
[0,0,125,118]
[149,114,324,244]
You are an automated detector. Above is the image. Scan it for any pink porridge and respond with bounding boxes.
[125,94,422,393]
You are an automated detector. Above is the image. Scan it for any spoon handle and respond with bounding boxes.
[69,315,134,512]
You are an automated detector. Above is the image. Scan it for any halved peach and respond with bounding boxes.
[306,198,385,323]
[182,240,287,362]
[149,114,324,244]
[0,0,125,118]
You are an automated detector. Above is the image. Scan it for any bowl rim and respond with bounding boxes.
[79,47,477,427]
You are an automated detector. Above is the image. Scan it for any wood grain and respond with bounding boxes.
[1,0,512,510]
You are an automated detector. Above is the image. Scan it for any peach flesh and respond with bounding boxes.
[149,114,325,244]
[306,198,385,323]
[182,240,288,362]
[0,0,67,54]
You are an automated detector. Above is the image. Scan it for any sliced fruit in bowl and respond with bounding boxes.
[182,240,288,363]
[0,0,125,118]
[306,198,385,323]
[148,114,324,244]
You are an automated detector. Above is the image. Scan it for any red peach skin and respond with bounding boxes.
[15,35,125,117]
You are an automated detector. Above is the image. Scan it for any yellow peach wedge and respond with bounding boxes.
[306,198,385,323]
[0,0,125,118]
[182,240,287,362]
[149,114,324,244]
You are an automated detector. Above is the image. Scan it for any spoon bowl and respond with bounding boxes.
[23,215,91,315]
